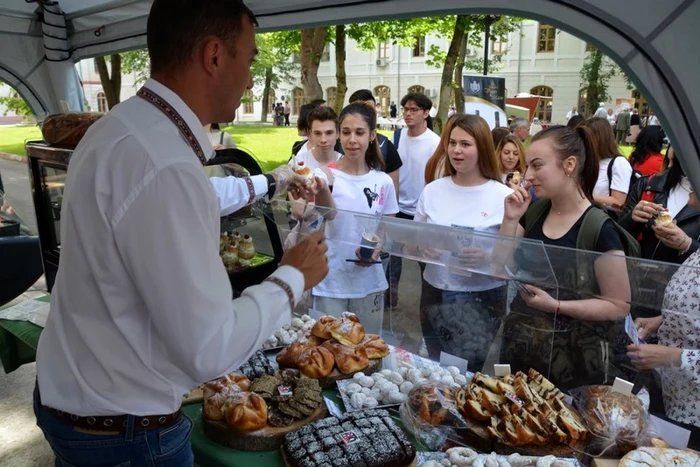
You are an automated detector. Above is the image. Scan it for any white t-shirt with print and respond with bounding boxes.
[313,169,399,299]
[593,157,634,197]
[414,177,512,292]
[397,128,441,216]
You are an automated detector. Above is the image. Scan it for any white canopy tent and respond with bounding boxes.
[1,0,698,188]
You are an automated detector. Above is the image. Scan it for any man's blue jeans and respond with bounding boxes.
[33,382,194,467]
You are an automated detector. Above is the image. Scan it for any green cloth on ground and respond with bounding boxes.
[0,294,48,372]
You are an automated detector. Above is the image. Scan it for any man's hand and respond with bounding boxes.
[269,165,314,199]
[279,231,329,289]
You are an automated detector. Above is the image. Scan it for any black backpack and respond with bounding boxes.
[606,156,642,198]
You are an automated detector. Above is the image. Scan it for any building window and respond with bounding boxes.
[408,85,425,95]
[492,38,506,55]
[578,88,588,116]
[292,87,304,115]
[374,85,391,116]
[96,92,108,113]
[243,90,254,114]
[412,36,425,57]
[321,44,330,62]
[632,89,650,119]
[530,85,553,122]
[537,24,556,53]
[326,87,337,109]
[378,42,390,59]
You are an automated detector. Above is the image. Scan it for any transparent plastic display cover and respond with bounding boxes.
[260,199,699,436]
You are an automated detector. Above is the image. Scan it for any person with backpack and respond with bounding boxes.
[498,125,635,390]
[619,145,700,266]
[583,117,634,210]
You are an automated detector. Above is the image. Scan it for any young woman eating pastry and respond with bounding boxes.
[496,134,526,184]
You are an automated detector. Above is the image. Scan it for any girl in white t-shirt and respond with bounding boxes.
[584,117,634,209]
[414,114,513,372]
[313,103,399,334]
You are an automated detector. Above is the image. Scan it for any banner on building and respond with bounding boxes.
[462,75,507,129]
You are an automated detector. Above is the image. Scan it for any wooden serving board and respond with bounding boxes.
[202,404,327,452]
[182,387,204,405]
[316,357,382,389]
[281,446,417,467]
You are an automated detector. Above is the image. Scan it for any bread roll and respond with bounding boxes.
[619,447,700,466]
[329,316,365,345]
[41,113,103,148]
[360,334,389,359]
[297,346,335,378]
[321,340,369,374]
[582,385,645,452]
[310,315,338,340]
[276,342,309,369]
[223,392,268,432]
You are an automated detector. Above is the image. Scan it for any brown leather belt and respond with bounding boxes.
[46,407,182,432]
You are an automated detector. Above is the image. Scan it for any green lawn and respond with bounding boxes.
[0,123,636,171]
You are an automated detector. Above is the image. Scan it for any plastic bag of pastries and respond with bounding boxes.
[398,381,468,450]
[41,113,103,148]
[570,385,649,455]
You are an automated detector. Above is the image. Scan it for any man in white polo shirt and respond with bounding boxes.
[33,1,328,465]
[388,92,440,309]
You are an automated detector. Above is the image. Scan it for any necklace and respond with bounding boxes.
[552,196,586,215]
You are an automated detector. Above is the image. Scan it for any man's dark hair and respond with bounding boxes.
[400,93,432,111]
[310,99,326,107]
[297,103,320,133]
[147,0,257,74]
[307,106,338,129]
[349,89,375,104]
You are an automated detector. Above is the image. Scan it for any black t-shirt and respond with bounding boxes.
[519,205,624,253]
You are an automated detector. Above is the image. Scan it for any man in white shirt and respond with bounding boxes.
[388,92,440,308]
[33,1,329,465]
[565,106,578,122]
[594,102,608,119]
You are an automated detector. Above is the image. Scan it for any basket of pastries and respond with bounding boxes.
[275,312,389,387]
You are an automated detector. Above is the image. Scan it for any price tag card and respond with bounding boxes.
[324,397,343,418]
[439,352,468,375]
[494,364,511,377]
[649,415,690,449]
[611,377,634,395]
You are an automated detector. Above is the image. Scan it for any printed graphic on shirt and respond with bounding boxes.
[363,186,379,209]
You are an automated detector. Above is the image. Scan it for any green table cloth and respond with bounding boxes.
[0,294,48,372]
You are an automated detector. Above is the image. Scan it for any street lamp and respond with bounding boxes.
[483,15,501,76]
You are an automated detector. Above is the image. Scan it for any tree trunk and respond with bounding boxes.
[95,54,122,110]
[334,25,348,115]
[453,30,469,114]
[584,49,603,118]
[435,15,470,134]
[300,27,326,103]
[261,67,273,122]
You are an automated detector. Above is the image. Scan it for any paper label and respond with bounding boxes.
[340,431,360,445]
[439,352,468,375]
[277,385,293,397]
[494,364,511,377]
[611,377,634,395]
[648,415,691,449]
[625,314,642,344]
[0,299,50,324]
[324,397,343,418]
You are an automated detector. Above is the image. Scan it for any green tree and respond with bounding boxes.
[334,25,348,115]
[580,47,618,117]
[0,84,33,119]
[94,54,122,109]
[299,27,328,103]
[121,49,150,87]
[253,33,299,122]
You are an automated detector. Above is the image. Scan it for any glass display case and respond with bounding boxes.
[263,199,700,443]
[26,143,284,295]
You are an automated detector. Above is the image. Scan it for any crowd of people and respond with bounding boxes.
[268,91,699,444]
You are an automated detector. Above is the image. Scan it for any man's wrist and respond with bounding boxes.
[264,174,277,199]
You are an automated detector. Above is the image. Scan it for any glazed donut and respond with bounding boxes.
[448,447,478,466]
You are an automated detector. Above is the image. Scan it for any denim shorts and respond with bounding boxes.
[33,382,194,467]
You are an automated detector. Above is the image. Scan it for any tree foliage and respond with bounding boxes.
[580,47,618,117]
[121,49,150,87]
[0,84,33,118]
[253,32,300,121]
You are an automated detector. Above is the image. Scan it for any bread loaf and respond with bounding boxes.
[321,340,369,374]
[223,392,268,432]
[581,385,646,453]
[297,346,335,378]
[310,315,338,340]
[619,447,700,466]
[41,113,103,148]
[276,342,309,369]
[360,334,389,359]
[329,314,365,345]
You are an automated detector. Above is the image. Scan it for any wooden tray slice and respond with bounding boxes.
[202,404,327,452]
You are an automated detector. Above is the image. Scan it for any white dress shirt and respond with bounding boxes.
[36,78,304,416]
